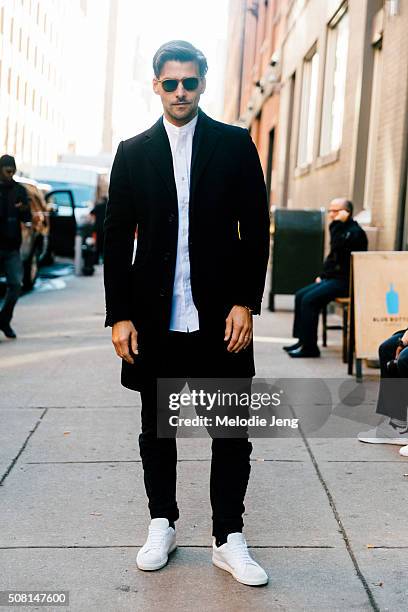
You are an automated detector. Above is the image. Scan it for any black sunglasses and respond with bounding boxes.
[157,77,200,93]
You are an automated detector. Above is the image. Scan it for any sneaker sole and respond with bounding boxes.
[212,556,268,586]
[358,437,408,445]
[136,542,177,571]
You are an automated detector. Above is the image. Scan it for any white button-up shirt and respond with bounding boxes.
[163,113,200,332]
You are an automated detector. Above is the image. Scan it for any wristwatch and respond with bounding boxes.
[397,339,407,349]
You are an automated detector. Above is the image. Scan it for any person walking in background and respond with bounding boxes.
[90,195,107,264]
[104,40,270,586]
[0,155,30,339]
[358,329,408,454]
[284,198,367,358]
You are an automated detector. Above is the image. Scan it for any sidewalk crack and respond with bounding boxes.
[0,408,48,486]
[290,406,380,612]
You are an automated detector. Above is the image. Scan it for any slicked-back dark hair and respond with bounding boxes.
[153,40,208,78]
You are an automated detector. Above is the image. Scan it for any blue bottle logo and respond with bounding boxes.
[386,283,399,315]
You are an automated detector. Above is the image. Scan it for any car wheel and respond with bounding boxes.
[23,245,41,291]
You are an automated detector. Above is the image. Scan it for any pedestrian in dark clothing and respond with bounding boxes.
[0,155,30,339]
[90,196,107,263]
[358,328,408,454]
[284,198,368,357]
[104,40,270,585]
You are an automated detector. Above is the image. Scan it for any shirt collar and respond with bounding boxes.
[163,113,198,137]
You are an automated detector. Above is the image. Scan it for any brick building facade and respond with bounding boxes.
[224,0,408,250]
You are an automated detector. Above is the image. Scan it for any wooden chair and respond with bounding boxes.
[322,297,350,363]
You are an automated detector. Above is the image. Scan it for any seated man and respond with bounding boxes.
[358,329,408,454]
[284,198,368,358]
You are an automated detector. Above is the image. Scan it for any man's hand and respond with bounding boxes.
[334,209,350,222]
[224,306,253,353]
[112,320,138,364]
[395,330,408,359]
[315,276,321,283]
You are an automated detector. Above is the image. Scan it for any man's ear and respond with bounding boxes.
[152,78,160,95]
[200,77,206,94]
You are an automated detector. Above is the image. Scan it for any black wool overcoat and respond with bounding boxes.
[104,108,270,391]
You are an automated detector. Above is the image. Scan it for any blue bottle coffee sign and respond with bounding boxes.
[386,283,399,314]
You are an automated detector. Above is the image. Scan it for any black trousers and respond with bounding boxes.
[0,249,23,324]
[293,279,348,348]
[138,330,253,539]
[376,330,408,421]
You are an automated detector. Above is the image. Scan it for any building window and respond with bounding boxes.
[0,7,4,35]
[4,118,9,151]
[363,43,383,209]
[13,123,18,155]
[297,47,319,167]
[7,68,11,94]
[10,17,14,43]
[320,5,349,156]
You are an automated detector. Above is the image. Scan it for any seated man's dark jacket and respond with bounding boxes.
[321,218,368,282]
[0,180,30,251]
[103,109,270,391]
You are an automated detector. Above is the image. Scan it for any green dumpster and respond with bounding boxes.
[269,208,325,311]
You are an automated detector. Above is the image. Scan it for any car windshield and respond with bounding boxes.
[45,181,95,208]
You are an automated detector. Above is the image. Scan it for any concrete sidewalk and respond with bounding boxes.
[0,267,407,611]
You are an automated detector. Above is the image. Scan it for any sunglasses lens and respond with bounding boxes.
[162,80,178,92]
[183,77,199,91]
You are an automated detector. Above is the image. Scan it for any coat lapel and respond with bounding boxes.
[190,109,221,202]
[143,117,178,204]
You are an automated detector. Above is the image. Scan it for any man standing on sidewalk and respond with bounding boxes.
[104,41,270,585]
[0,155,30,339]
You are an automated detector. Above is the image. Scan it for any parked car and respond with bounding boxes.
[29,163,108,209]
[29,164,105,260]
[44,189,95,260]
[13,176,51,290]
[1,176,97,297]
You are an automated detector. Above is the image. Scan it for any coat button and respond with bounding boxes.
[159,289,166,297]
[163,252,170,261]
[168,213,175,223]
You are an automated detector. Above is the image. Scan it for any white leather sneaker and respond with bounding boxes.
[399,444,408,457]
[212,533,268,586]
[136,518,176,571]
[358,420,408,445]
